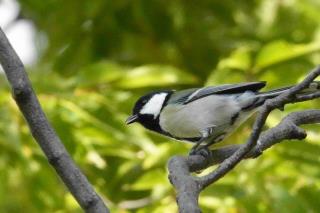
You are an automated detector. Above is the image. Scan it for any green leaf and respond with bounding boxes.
[217,47,252,72]
[77,61,125,87]
[205,47,253,86]
[114,65,198,88]
[254,40,320,71]
[131,169,167,190]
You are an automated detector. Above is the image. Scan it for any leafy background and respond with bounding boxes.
[1,0,320,212]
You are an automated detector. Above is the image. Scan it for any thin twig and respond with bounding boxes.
[0,28,109,213]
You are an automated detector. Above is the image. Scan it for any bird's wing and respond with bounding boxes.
[169,81,266,105]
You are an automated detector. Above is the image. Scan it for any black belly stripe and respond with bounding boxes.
[172,136,201,142]
[160,129,201,142]
[230,112,239,125]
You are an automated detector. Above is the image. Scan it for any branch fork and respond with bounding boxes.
[168,66,320,213]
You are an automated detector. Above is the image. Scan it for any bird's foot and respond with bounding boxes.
[189,146,212,159]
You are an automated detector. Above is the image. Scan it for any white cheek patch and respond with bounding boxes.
[140,93,168,118]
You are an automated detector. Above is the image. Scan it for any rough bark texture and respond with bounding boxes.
[168,66,320,213]
[0,28,109,213]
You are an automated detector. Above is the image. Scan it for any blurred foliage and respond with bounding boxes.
[0,0,320,212]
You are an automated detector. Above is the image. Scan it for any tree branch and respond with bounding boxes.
[0,28,109,213]
[168,66,320,213]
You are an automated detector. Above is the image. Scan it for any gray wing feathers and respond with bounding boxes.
[177,82,266,104]
[168,88,199,104]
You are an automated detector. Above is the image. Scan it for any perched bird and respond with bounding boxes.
[126,81,319,155]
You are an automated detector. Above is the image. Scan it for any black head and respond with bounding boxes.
[126,90,173,132]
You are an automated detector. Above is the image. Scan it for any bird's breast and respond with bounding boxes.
[159,95,241,139]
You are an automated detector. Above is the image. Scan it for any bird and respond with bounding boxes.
[126,81,319,155]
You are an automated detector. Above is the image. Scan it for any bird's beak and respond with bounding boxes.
[126,114,139,125]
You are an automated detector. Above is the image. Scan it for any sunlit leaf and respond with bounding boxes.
[131,169,167,190]
[114,65,198,88]
[217,47,252,72]
[77,61,125,87]
[254,40,320,72]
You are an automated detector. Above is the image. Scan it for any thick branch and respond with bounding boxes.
[168,157,202,213]
[0,28,109,212]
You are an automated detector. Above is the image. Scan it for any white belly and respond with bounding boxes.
[159,95,243,138]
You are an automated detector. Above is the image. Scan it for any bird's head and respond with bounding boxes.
[126,90,172,131]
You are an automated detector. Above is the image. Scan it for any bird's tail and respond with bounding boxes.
[258,81,320,99]
[242,81,320,110]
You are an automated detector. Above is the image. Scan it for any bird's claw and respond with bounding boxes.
[189,146,213,158]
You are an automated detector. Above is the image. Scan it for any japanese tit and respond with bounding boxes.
[126,81,319,154]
